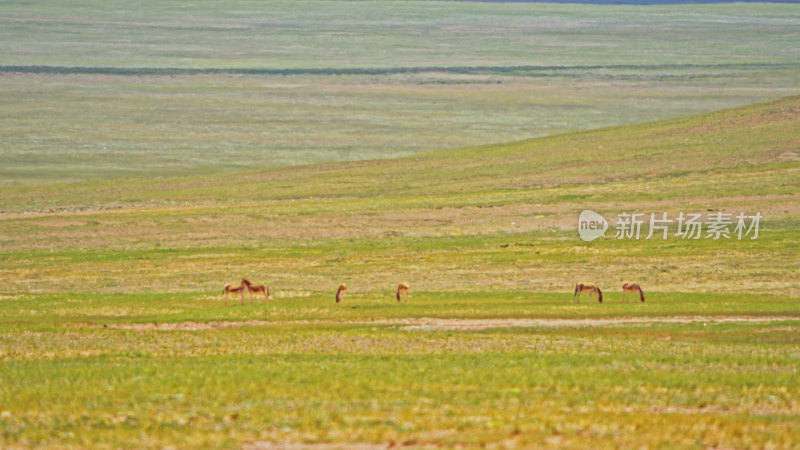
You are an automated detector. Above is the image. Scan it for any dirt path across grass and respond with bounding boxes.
[102,316,798,331]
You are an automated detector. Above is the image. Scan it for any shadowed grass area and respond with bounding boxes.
[1,0,799,184]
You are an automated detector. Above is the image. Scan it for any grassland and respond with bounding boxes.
[1,95,797,295]
[2,1,799,184]
[1,295,799,448]
[1,95,799,447]
[2,1,799,446]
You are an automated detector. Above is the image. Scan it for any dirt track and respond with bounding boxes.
[103,316,797,331]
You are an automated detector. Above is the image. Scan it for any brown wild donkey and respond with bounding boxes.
[573,282,603,303]
[335,283,347,303]
[242,279,270,304]
[396,282,410,302]
[222,280,247,306]
[622,282,645,302]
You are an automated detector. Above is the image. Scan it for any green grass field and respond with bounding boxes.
[1,93,799,447]
[1,294,798,448]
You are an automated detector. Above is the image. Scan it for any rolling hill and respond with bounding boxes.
[2,0,798,184]
[0,95,797,296]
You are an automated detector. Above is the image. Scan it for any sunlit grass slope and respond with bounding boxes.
[0,95,797,295]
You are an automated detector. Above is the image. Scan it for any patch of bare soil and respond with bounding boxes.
[102,316,797,331]
[376,316,797,331]
[242,430,456,449]
[777,150,800,162]
[242,443,403,450]
[106,320,289,330]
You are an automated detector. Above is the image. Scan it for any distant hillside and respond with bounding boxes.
[1,95,798,212]
[0,96,797,295]
[471,0,799,3]
[2,0,798,185]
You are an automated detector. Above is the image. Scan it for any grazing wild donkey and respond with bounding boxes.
[242,279,270,303]
[622,282,645,302]
[573,282,603,303]
[222,280,247,306]
[335,283,347,303]
[396,282,410,302]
